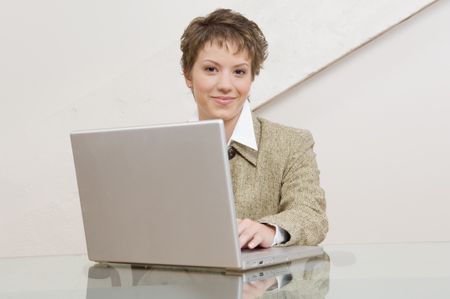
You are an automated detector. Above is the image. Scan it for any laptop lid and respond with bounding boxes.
[71,120,242,268]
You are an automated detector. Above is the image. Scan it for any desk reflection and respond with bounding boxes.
[87,253,330,299]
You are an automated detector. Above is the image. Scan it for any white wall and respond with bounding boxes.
[257,0,450,244]
[0,0,443,257]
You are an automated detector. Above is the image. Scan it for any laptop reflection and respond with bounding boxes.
[86,253,330,299]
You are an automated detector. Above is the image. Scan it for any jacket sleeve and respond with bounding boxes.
[259,130,328,246]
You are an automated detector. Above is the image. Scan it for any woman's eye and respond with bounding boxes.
[235,69,247,76]
[204,66,217,72]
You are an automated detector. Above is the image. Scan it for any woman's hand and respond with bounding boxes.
[237,218,276,249]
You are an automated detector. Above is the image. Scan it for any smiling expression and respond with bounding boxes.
[185,41,253,124]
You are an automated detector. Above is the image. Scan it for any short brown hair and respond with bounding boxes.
[180,8,268,79]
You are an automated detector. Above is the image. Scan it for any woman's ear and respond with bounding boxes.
[184,71,193,89]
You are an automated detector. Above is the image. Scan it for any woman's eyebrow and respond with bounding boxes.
[202,59,249,67]
[234,63,249,67]
[202,59,220,65]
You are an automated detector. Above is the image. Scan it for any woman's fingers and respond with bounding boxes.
[237,218,252,235]
[239,221,258,248]
[237,219,274,249]
[248,234,263,249]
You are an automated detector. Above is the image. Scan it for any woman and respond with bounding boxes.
[180,8,328,249]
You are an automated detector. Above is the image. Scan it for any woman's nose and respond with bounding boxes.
[217,72,233,93]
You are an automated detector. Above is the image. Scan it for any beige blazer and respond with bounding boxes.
[229,116,328,246]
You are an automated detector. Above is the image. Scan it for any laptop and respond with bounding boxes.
[70,119,323,271]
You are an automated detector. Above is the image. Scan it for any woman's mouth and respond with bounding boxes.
[211,96,236,105]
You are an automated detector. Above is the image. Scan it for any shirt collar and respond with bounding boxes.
[229,100,258,151]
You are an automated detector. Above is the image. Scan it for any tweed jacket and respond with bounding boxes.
[229,115,328,246]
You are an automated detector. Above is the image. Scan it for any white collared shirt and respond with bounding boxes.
[227,100,258,150]
[192,100,288,246]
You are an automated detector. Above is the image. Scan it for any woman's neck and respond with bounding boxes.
[223,115,240,143]
[197,106,244,143]
[196,114,239,143]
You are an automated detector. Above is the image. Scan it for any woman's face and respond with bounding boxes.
[185,41,253,123]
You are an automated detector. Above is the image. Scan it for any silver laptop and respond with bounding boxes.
[70,120,323,271]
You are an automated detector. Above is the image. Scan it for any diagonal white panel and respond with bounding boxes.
[251,0,439,109]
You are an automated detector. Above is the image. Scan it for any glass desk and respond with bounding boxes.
[1,242,449,298]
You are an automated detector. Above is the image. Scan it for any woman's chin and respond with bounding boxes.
[198,104,242,122]
[211,112,237,122]
[200,109,234,122]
